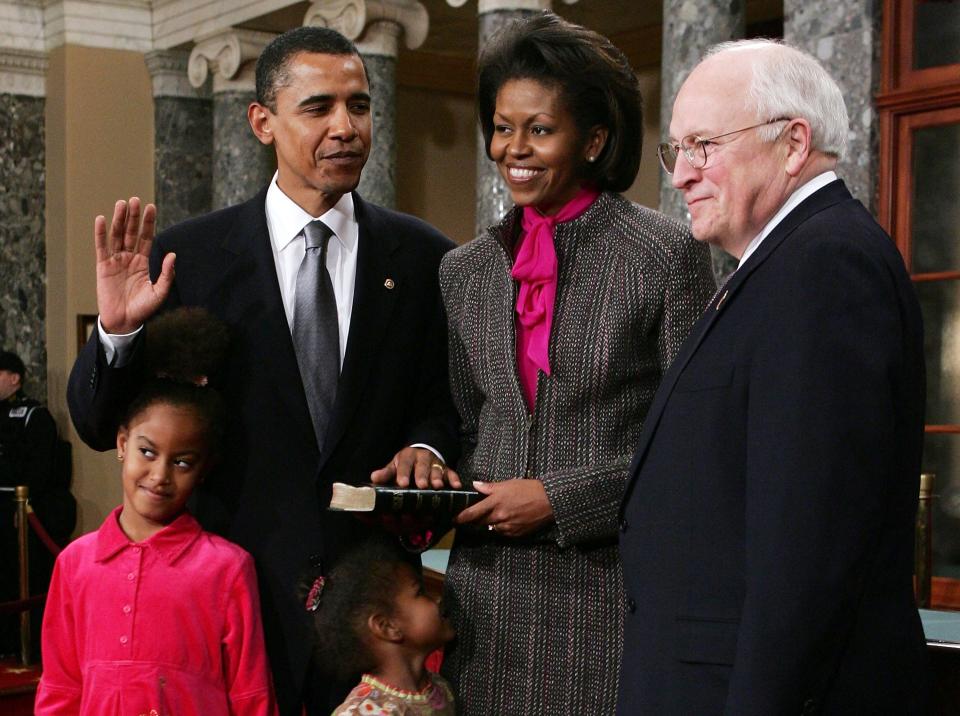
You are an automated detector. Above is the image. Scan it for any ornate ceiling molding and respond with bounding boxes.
[305,0,429,58]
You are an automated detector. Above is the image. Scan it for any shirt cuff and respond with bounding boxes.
[97,317,143,368]
[409,443,445,465]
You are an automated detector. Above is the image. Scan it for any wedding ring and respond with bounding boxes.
[431,462,445,472]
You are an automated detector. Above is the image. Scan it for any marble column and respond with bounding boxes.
[660,0,744,282]
[144,50,213,230]
[188,30,276,210]
[0,50,47,399]
[784,0,880,212]
[305,0,430,210]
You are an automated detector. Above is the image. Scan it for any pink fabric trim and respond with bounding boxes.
[512,187,600,410]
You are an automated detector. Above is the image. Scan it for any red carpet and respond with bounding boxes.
[0,657,40,716]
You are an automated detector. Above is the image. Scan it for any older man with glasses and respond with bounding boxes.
[617,39,927,715]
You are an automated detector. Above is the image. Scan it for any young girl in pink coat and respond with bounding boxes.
[35,309,278,716]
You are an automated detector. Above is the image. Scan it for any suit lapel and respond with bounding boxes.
[624,181,855,497]
[317,194,401,472]
[210,189,318,453]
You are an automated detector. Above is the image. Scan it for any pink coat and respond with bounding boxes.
[35,506,278,716]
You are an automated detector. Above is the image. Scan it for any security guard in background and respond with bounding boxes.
[0,350,74,658]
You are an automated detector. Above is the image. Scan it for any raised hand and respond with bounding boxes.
[95,197,176,334]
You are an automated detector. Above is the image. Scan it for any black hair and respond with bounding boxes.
[477,11,643,193]
[120,308,230,457]
[302,534,418,681]
[0,350,25,378]
[255,26,369,111]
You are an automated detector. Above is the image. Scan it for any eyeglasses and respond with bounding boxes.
[657,118,791,174]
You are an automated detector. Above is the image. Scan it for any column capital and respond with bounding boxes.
[145,49,210,100]
[0,48,47,97]
[446,0,578,13]
[304,0,428,58]
[187,28,276,93]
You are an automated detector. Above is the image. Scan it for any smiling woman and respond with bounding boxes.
[435,11,717,716]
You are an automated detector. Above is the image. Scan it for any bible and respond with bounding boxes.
[328,482,483,517]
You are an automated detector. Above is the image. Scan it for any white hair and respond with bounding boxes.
[705,39,848,159]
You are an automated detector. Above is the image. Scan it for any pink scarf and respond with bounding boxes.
[512,187,600,410]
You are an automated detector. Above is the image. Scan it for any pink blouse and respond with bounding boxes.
[513,187,600,410]
[35,506,278,716]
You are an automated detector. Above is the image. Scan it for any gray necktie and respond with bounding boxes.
[293,220,340,451]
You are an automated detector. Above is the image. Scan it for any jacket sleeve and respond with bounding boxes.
[221,554,279,716]
[542,231,716,548]
[34,556,82,714]
[724,236,918,713]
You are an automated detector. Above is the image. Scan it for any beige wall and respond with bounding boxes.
[46,45,155,536]
[396,86,477,244]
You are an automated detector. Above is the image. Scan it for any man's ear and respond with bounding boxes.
[783,118,813,177]
[367,611,403,644]
[248,102,276,147]
[11,373,21,391]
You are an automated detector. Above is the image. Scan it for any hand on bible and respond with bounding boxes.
[455,478,554,538]
[95,197,175,334]
[371,446,463,489]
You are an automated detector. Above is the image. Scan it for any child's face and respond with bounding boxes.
[392,564,456,652]
[116,402,210,542]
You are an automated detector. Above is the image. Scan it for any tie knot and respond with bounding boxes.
[303,220,333,251]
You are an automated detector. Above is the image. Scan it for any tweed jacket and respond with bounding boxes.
[439,192,715,715]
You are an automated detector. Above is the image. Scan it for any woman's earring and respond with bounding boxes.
[587,156,596,163]
[117,452,124,462]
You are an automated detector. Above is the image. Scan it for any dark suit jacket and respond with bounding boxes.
[68,188,459,712]
[617,181,928,715]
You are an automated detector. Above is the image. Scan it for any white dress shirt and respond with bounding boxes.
[737,170,838,270]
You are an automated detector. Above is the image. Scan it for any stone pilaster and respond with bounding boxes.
[660,0,744,282]
[144,50,213,230]
[305,0,430,209]
[188,29,276,210]
[0,50,47,399]
[784,0,880,212]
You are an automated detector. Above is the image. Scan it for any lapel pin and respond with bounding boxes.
[716,289,729,310]
[384,278,395,290]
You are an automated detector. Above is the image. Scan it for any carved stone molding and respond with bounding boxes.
[304,0,428,58]
[445,0,578,12]
[145,49,210,99]
[187,29,275,93]
[0,49,47,97]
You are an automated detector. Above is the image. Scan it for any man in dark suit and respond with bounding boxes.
[68,27,458,715]
[617,39,927,715]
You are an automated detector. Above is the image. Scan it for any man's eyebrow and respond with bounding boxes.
[297,92,372,107]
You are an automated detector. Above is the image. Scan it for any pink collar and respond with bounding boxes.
[512,187,600,410]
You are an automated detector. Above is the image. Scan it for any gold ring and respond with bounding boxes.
[431,462,445,472]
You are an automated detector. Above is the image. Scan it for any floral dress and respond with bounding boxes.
[332,673,455,715]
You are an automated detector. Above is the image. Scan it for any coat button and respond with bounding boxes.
[626,597,636,614]
[801,698,817,714]
[620,519,629,533]
[119,635,128,644]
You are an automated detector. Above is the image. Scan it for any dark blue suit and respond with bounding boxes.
[68,188,459,714]
[617,181,927,715]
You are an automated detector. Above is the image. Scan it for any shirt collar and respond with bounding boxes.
[265,172,357,254]
[737,170,838,269]
[95,505,203,565]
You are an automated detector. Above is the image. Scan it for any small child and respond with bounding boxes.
[35,308,278,716]
[305,535,456,715]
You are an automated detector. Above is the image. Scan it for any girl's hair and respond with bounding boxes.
[121,308,230,455]
[303,534,416,681]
